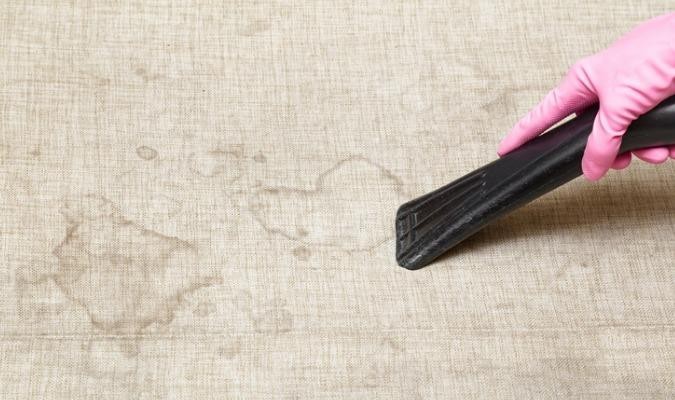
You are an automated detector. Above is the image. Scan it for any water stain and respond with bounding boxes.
[381,337,404,352]
[28,146,41,157]
[84,338,139,378]
[248,155,405,250]
[189,145,243,182]
[495,301,515,310]
[193,301,217,317]
[253,307,294,334]
[217,338,242,360]
[51,194,222,334]
[0,144,9,164]
[134,67,161,83]
[253,151,267,163]
[232,290,294,334]
[479,86,545,116]
[292,246,311,261]
[239,19,271,37]
[79,69,111,87]
[136,145,158,160]
[15,276,67,323]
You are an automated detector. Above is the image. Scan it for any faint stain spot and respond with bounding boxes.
[0,144,9,164]
[136,145,158,160]
[189,145,243,182]
[239,19,271,37]
[248,155,406,250]
[217,338,242,360]
[495,301,514,310]
[381,337,404,352]
[51,195,221,334]
[292,246,311,261]
[84,338,139,378]
[555,267,567,280]
[253,151,267,163]
[233,291,293,334]
[253,307,294,334]
[28,147,41,157]
[15,277,67,323]
[360,363,384,388]
[134,67,161,82]
[480,86,538,115]
[79,69,111,87]
[194,301,217,317]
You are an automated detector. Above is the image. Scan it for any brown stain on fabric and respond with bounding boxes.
[78,69,111,87]
[292,246,311,261]
[232,289,294,334]
[136,146,158,160]
[239,19,271,37]
[252,307,294,334]
[51,195,221,335]
[193,301,217,317]
[83,338,140,378]
[189,145,243,182]
[0,144,9,164]
[217,338,242,360]
[248,155,405,251]
[28,146,41,157]
[134,67,162,83]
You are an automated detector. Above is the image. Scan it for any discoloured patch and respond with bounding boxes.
[51,195,221,334]
[79,69,111,87]
[359,362,386,389]
[495,301,515,310]
[0,144,9,164]
[16,276,67,323]
[136,145,158,160]
[253,151,267,163]
[189,145,243,182]
[253,307,294,334]
[248,156,405,250]
[134,67,162,82]
[194,301,217,317]
[84,338,139,378]
[217,338,242,360]
[239,19,271,37]
[480,86,543,116]
[28,146,41,157]
[381,337,404,352]
[231,290,294,334]
[296,227,308,237]
[292,246,311,261]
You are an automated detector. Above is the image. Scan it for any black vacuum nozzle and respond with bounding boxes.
[396,96,675,270]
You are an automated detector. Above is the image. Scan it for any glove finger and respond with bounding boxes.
[611,152,632,170]
[582,103,629,181]
[498,62,596,156]
[633,146,671,164]
[583,55,675,180]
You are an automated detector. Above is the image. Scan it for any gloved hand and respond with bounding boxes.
[497,12,675,181]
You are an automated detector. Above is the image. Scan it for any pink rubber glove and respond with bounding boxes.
[498,12,675,181]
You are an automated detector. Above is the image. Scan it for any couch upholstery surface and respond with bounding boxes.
[1,1,673,398]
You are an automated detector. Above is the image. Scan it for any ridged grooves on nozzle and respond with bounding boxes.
[395,169,487,268]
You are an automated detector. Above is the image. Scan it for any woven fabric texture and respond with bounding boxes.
[0,1,673,398]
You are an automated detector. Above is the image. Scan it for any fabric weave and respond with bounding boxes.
[0,1,673,398]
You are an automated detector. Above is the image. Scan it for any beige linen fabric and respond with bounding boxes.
[0,1,673,398]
